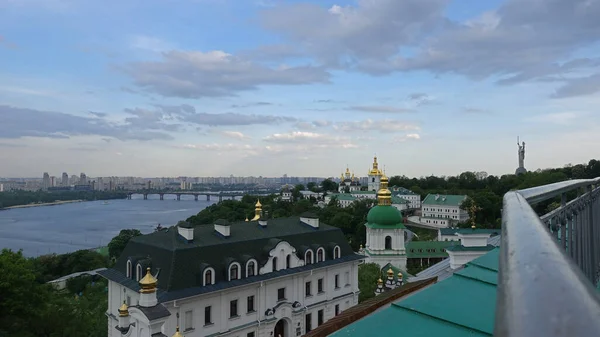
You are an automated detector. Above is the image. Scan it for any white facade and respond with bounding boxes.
[420,217,451,228]
[280,190,293,202]
[421,194,469,224]
[364,227,407,271]
[105,242,361,337]
[367,174,381,192]
[395,193,421,209]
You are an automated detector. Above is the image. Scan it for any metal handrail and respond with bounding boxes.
[495,178,600,337]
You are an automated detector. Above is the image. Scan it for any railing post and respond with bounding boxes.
[561,193,567,249]
[588,185,595,281]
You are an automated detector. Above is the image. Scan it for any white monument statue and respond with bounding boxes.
[515,137,527,175]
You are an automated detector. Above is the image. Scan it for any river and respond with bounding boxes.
[0,195,216,257]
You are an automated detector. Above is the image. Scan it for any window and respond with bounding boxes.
[317,309,324,326]
[229,263,239,281]
[184,310,193,331]
[305,281,312,297]
[305,313,312,333]
[246,260,256,277]
[317,278,324,293]
[317,248,324,262]
[334,274,340,289]
[305,250,313,265]
[333,246,341,259]
[272,257,278,271]
[344,271,350,286]
[136,264,142,281]
[126,296,131,305]
[286,254,291,269]
[126,260,132,278]
[203,268,213,286]
[204,306,212,325]
[335,304,340,316]
[229,300,238,318]
[385,236,392,250]
[277,288,286,301]
[247,333,255,337]
[247,295,255,313]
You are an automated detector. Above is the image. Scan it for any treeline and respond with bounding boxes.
[0,190,128,209]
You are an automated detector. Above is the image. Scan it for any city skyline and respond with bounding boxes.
[1,0,599,177]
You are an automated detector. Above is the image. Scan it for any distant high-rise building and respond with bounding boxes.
[97,177,104,191]
[42,172,50,190]
[62,172,69,186]
[50,176,56,187]
[80,173,87,185]
[71,175,79,184]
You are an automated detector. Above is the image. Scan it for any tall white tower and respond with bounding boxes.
[367,156,383,191]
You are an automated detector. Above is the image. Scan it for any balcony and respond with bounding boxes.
[497,177,600,337]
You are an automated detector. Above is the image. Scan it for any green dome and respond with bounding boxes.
[367,205,403,227]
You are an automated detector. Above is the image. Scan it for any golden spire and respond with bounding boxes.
[387,268,394,278]
[369,155,383,176]
[172,327,184,337]
[245,216,249,222]
[139,267,158,293]
[359,244,363,249]
[345,166,351,175]
[251,199,262,221]
[398,271,403,279]
[377,174,392,206]
[469,202,482,229]
[118,301,129,317]
[377,278,383,285]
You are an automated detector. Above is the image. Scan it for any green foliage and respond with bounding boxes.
[32,249,109,283]
[358,263,381,303]
[108,229,142,259]
[321,179,338,192]
[0,190,127,209]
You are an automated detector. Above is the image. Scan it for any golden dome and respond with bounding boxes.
[377,278,383,285]
[118,301,129,317]
[369,156,383,176]
[255,199,262,208]
[398,272,403,278]
[245,216,249,222]
[377,174,392,206]
[251,199,262,221]
[345,167,351,175]
[471,224,476,229]
[172,327,184,337]
[139,267,157,293]
[387,268,394,277]
[359,244,363,249]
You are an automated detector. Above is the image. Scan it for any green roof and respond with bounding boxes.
[439,228,501,236]
[365,205,406,229]
[422,194,467,207]
[391,196,410,204]
[352,191,376,195]
[391,186,418,195]
[331,248,500,337]
[406,241,460,258]
[331,193,357,201]
[446,245,496,252]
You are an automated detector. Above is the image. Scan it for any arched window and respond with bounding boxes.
[246,260,256,277]
[136,264,143,281]
[286,254,291,269]
[305,250,313,265]
[126,260,132,278]
[203,268,214,286]
[333,246,341,259]
[385,236,392,250]
[272,257,278,271]
[317,248,325,263]
[229,263,240,281]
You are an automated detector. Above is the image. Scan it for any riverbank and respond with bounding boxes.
[3,199,84,210]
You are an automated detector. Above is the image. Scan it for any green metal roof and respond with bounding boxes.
[331,193,357,201]
[439,228,501,236]
[422,194,467,207]
[331,248,500,337]
[391,196,410,204]
[405,241,460,258]
[352,191,377,195]
[365,205,406,229]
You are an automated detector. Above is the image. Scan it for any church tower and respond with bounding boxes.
[363,174,407,270]
[368,156,383,191]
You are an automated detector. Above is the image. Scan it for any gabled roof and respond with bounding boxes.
[330,248,500,337]
[391,186,418,195]
[422,194,467,206]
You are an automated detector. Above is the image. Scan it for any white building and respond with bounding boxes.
[367,156,383,192]
[438,228,500,242]
[99,202,362,337]
[421,194,469,227]
[325,193,409,211]
[280,185,293,202]
[338,167,361,192]
[391,187,421,209]
[361,175,408,271]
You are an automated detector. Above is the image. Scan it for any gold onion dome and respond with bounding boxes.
[377,174,392,206]
[251,199,262,221]
[377,278,383,285]
[366,173,403,226]
[245,216,249,222]
[255,199,262,208]
[398,272,403,278]
[172,327,184,337]
[387,268,394,277]
[118,301,129,317]
[139,267,157,293]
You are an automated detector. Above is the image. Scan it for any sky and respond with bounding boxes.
[1,0,600,178]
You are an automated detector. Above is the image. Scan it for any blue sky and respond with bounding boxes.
[1,0,599,178]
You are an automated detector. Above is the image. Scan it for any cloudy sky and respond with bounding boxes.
[1,0,599,178]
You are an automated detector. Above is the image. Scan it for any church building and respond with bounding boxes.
[367,156,383,191]
[361,174,407,271]
[338,167,361,192]
[99,202,363,337]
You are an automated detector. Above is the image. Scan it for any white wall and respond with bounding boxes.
[396,194,421,209]
[421,205,468,222]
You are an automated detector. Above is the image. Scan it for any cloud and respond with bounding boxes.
[294,120,332,130]
[121,50,330,98]
[180,143,256,151]
[462,107,490,114]
[182,112,297,126]
[407,93,437,106]
[551,73,600,98]
[239,44,304,61]
[0,105,173,141]
[129,35,173,53]
[220,131,249,140]
[89,111,107,118]
[263,131,358,151]
[349,105,414,113]
[230,102,273,108]
[526,112,584,125]
[334,119,420,133]
[393,133,421,142]
[259,0,600,97]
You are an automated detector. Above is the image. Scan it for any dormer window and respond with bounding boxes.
[203,268,215,286]
[126,260,132,278]
[136,264,143,281]
[333,246,341,259]
[229,263,240,281]
[317,248,325,263]
[305,250,314,265]
[246,260,257,277]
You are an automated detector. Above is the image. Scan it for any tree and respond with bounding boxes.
[307,182,317,192]
[108,229,142,259]
[321,179,338,192]
[358,263,381,303]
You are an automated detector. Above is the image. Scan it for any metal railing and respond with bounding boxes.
[495,177,600,337]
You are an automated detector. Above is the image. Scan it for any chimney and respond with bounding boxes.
[177,221,194,242]
[214,219,231,237]
[300,212,319,229]
[258,215,268,227]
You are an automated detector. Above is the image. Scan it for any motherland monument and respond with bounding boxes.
[515,137,527,175]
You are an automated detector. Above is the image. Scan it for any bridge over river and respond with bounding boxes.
[125,190,279,202]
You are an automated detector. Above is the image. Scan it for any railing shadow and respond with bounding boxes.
[495,178,600,337]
